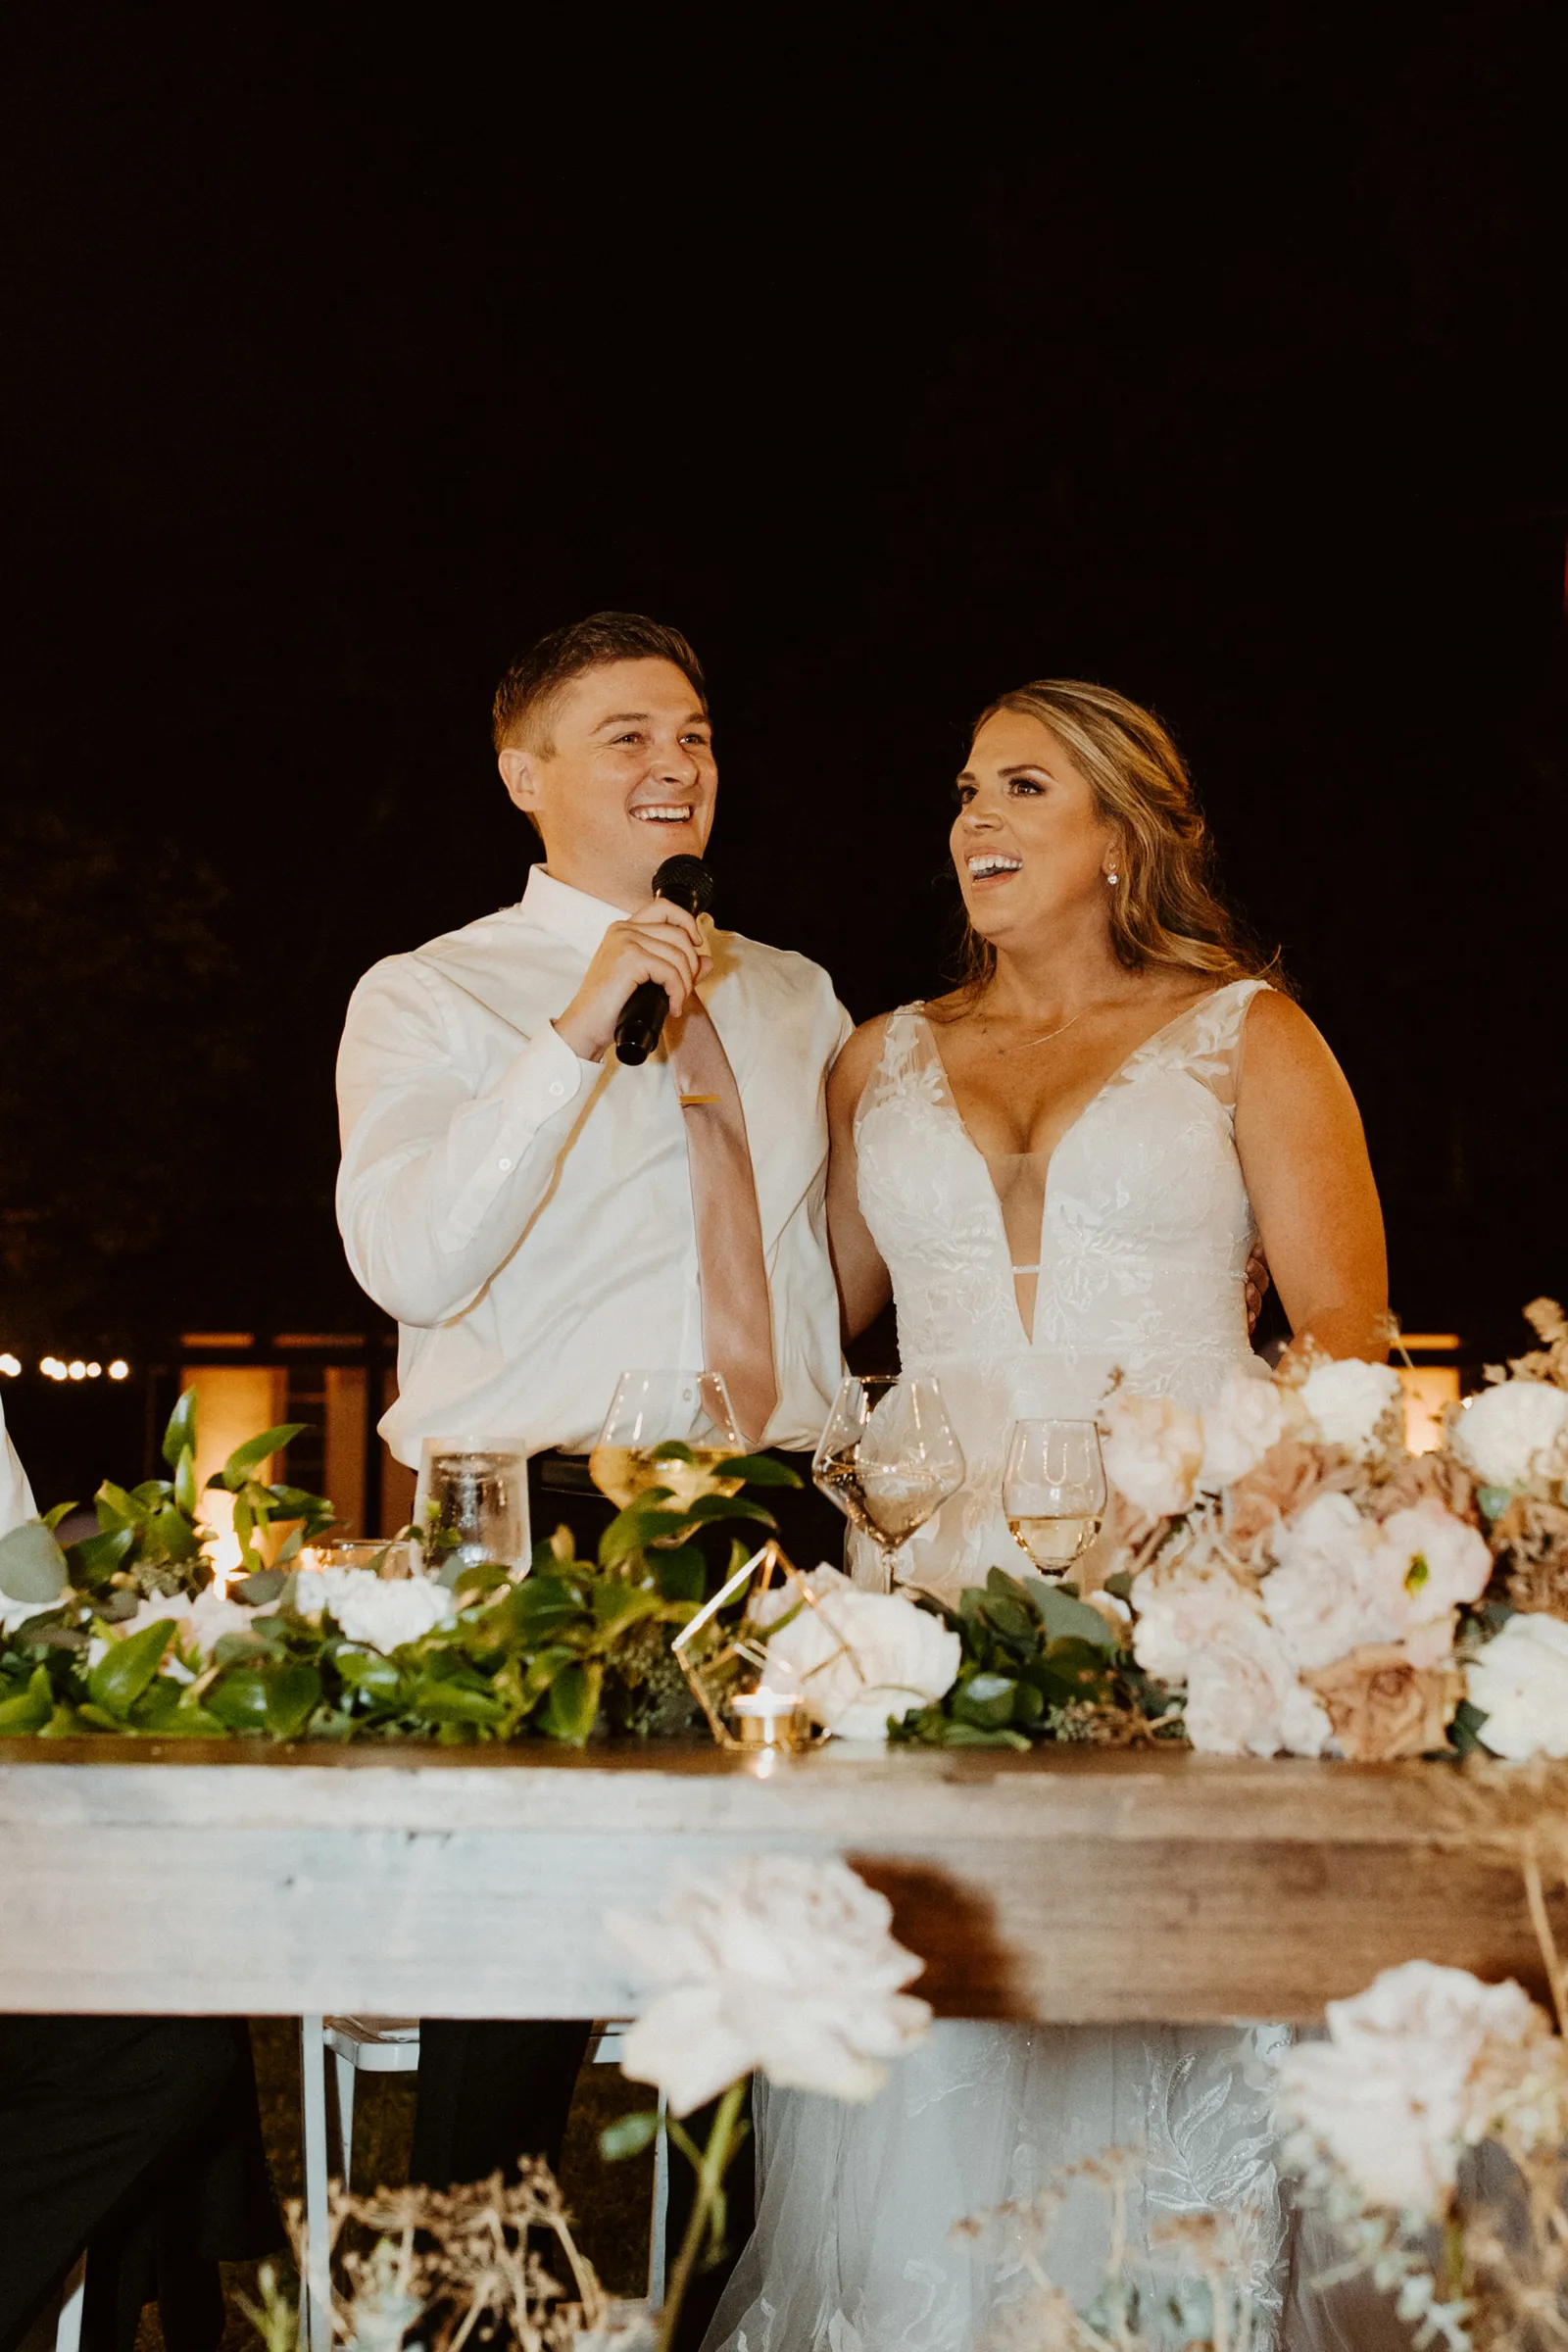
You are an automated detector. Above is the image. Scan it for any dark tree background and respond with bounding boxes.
[2,4,1565,1386]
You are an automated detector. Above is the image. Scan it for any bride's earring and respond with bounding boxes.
[1105,867,1119,886]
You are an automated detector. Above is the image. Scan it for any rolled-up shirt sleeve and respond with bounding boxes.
[335,959,601,1328]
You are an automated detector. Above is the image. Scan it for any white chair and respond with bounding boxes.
[298,2017,667,2350]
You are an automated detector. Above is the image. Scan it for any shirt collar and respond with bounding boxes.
[519,864,625,956]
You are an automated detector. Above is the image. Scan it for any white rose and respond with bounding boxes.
[1183,1612,1332,1757]
[1298,1358,1403,1459]
[608,1854,931,2114]
[757,1565,960,1740]
[1450,1380,1568,1492]
[1261,1493,1396,1669]
[1100,1390,1203,1518]
[1131,1559,1262,1683]
[1370,1500,1491,1636]
[292,1566,456,1653]
[1466,1613,1568,1760]
[1276,1961,1553,2217]
[1197,1365,1287,1491]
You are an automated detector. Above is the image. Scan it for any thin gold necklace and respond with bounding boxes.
[981,1005,1091,1054]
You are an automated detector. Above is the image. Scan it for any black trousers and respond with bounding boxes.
[411,1452,841,2344]
[0,2016,280,2352]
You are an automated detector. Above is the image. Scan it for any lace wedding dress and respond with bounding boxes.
[706,980,1304,2352]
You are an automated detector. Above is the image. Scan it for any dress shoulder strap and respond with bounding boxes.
[855,1004,936,1134]
[1150,976,1271,1111]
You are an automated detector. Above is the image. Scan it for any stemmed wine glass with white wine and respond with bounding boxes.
[590,1372,747,1512]
[1002,1417,1107,1580]
[811,1374,965,1591]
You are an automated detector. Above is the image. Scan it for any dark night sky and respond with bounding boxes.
[2,4,1566,1366]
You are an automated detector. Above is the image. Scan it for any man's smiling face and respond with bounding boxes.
[499,657,716,909]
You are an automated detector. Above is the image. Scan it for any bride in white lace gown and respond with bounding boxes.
[705,680,1390,2352]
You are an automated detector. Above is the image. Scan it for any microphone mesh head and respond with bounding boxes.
[652,855,715,915]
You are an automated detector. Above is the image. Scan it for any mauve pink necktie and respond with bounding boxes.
[664,1001,779,1446]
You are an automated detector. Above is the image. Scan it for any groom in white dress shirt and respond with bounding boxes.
[334,612,850,2267]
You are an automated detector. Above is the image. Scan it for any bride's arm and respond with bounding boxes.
[825,1018,895,1343]
[1233,991,1390,1362]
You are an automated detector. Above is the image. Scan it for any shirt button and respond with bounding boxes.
[498,1157,513,1172]
[549,1081,565,1098]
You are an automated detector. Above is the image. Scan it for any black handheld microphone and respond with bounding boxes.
[613,854,716,1066]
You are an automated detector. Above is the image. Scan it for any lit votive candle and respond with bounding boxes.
[727,1688,813,1751]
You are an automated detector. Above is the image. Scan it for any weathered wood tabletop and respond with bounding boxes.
[0,1738,1556,2023]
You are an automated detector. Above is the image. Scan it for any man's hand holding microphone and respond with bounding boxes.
[552,857,716,1065]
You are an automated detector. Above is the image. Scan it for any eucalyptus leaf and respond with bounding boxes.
[1037,1587,1118,1653]
[235,1568,285,1604]
[0,1521,70,1604]
[600,2110,662,2160]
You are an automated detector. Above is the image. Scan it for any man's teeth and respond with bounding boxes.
[634,806,694,822]
[968,855,1022,877]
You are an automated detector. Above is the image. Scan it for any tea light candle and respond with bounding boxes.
[728,1688,812,1750]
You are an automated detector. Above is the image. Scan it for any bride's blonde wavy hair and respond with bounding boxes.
[949,677,1284,997]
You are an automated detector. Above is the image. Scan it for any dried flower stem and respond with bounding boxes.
[1523,1843,1568,2036]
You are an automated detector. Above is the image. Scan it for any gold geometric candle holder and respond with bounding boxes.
[672,1539,848,1753]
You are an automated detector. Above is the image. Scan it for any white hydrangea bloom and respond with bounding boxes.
[1131,1559,1262,1684]
[292,1566,456,1653]
[1196,1364,1287,1491]
[1100,1390,1203,1518]
[609,1854,931,2115]
[1261,1493,1396,1669]
[1466,1613,1568,1760]
[1450,1379,1568,1492]
[1297,1358,1403,1459]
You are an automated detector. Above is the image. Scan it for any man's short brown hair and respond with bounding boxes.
[491,612,708,755]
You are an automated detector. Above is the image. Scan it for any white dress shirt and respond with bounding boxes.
[336,866,852,1467]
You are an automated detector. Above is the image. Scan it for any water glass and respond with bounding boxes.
[1002,1418,1107,1580]
[811,1374,965,1590]
[416,1439,531,1575]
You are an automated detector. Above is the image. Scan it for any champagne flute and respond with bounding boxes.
[1003,1418,1106,1579]
[811,1375,965,1590]
[590,1372,746,1510]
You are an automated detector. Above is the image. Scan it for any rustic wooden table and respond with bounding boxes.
[0,1738,1554,2023]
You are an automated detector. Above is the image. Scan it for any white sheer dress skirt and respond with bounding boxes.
[703,2017,1293,2352]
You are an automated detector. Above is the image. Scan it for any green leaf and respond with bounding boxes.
[264,1663,322,1740]
[215,1425,307,1490]
[1037,1588,1118,1653]
[542,1659,604,1743]
[211,1632,273,1667]
[172,1445,199,1517]
[206,1670,271,1732]
[599,1497,683,1567]
[1478,1485,1513,1522]
[1103,1570,1133,1601]
[600,2110,662,2160]
[454,1562,513,1603]
[979,1593,1039,1646]
[653,1544,707,1604]
[88,1618,177,1718]
[720,1453,803,1488]
[145,1504,201,1563]
[521,1643,580,1698]
[95,1482,144,1532]
[680,1494,776,1529]
[650,1441,697,1463]
[0,1666,54,1735]
[0,1521,70,1604]
[509,1576,589,1640]
[162,1388,199,1471]
[41,1501,77,1532]
[592,1579,662,1635]
[953,1672,1021,1730]
[65,1526,136,1587]
[235,1568,285,1605]
[941,1720,1032,1749]
[334,1649,405,1705]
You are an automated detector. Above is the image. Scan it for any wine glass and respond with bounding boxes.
[416,1440,531,1575]
[590,1371,746,1511]
[1002,1418,1106,1580]
[811,1375,965,1590]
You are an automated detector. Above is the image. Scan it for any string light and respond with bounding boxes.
[0,1354,19,1378]
[36,1355,132,1383]
[108,1360,129,1381]
[68,1360,87,1381]
[40,1357,67,1382]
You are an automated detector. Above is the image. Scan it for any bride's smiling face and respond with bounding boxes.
[952,710,1119,946]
